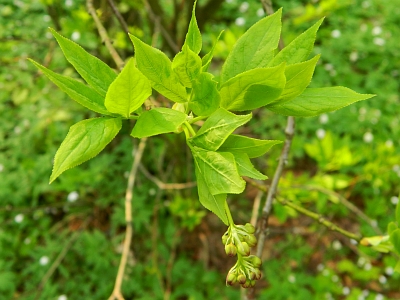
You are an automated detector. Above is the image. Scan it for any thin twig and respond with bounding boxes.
[250,190,263,227]
[106,0,132,47]
[108,138,147,300]
[87,0,125,69]
[164,227,182,300]
[139,164,197,190]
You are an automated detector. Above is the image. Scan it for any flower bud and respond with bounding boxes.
[252,255,262,268]
[222,234,228,244]
[249,271,256,281]
[254,269,262,280]
[225,243,237,257]
[245,234,257,247]
[226,272,237,286]
[245,223,255,234]
[237,274,246,284]
[242,279,251,288]
[250,280,256,287]
[238,242,250,256]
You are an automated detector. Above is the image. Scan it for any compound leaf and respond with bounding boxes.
[131,108,187,138]
[105,59,152,118]
[29,59,111,115]
[50,117,122,183]
[267,87,375,117]
[50,28,117,97]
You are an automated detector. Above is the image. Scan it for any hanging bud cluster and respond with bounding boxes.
[222,223,262,288]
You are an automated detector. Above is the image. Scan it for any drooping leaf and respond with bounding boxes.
[220,64,286,111]
[50,28,117,97]
[189,72,220,116]
[218,134,282,158]
[269,18,324,66]
[105,59,152,118]
[267,87,375,117]
[220,9,282,84]
[29,59,111,115]
[202,30,224,72]
[183,0,202,54]
[189,108,251,151]
[195,165,228,225]
[172,44,202,88]
[191,146,245,195]
[130,34,187,103]
[131,108,187,138]
[50,117,122,183]
[231,152,267,180]
[271,55,320,105]
[390,229,400,254]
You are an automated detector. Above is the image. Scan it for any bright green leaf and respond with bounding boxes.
[50,28,117,97]
[267,87,375,117]
[172,44,202,88]
[191,146,245,195]
[388,222,398,235]
[129,34,187,103]
[29,59,111,115]
[396,200,400,224]
[195,165,228,225]
[189,108,251,151]
[395,261,400,273]
[131,108,187,138]
[183,0,202,54]
[221,9,282,84]
[189,72,220,116]
[219,134,282,158]
[105,59,151,118]
[50,117,122,183]
[271,55,320,105]
[231,152,267,180]
[202,30,224,72]
[269,18,324,66]
[220,64,286,111]
[390,229,400,254]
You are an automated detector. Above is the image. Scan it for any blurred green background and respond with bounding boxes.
[1,0,399,299]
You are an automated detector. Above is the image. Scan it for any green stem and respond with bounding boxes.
[189,116,207,124]
[128,115,139,120]
[183,121,196,137]
[224,201,235,227]
[182,126,190,140]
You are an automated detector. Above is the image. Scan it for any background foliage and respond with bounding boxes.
[1,0,399,299]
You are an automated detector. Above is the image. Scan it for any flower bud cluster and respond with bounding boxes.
[222,223,262,288]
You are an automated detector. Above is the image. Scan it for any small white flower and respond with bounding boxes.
[390,196,399,205]
[256,8,265,17]
[149,188,156,196]
[375,294,384,300]
[342,287,350,295]
[324,63,334,71]
[373,37,385,46]
[319,114,329,124]
[378,275,387,284]
[371,220,378,227]
[14,214,24,223]
[350,51,359,62]
[39,256,49,266]
[71,31,81,41]
[317,263,324,272]
[67,191,79,202]
[331,29,341,38]
[331,275,339,282]
[363,132,373,143]
[385,266,394,276]
[58,295,68,300]
[316,128,326,139]
[393,165,400,172]
[359,107,367,115]
[24,238,31,244]
[14,126,22,134]
[235,17,246,26]
[225,0,233,3]
[287,274,296,283]
[239,2,249,13]
[364,262,372,271]
[65,0,73,7]
[362,290,370,297]
[332,240,342,251]
[43,15,51,22]
[350,239,358,245]
[0,164,4,172]
[372,26,382,35]
[357,257,366,267]
[357,295,365,300]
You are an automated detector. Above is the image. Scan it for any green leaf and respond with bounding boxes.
[105,59,152,118]
[395,261,400,273]
[202,30,224,72]
[195,165,228,225]
[172,44,202,88]
[388,222,398,235]
[189,108,251,151]
[218,134,282,158]
[29,59,111,115]
[183,0,202,54]
[272,55,320,105]
[231,152,267,180]
[269,18,324,66]
[396,200,400,224]
[131,108,187,138]
[390,229,400,254]
[129,34,187,103]
[220,64,286,111]
[267,87,375,117]
[189,72,220,116]
[191,146,245,195]
[50,28,117,97]
[50,117,122,183]
[220,9,282,84]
